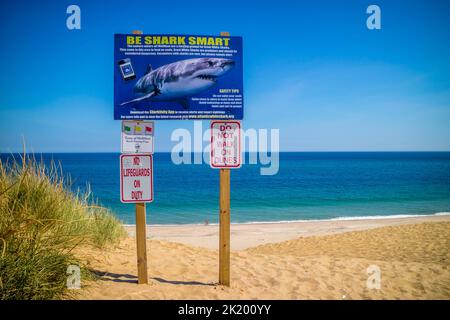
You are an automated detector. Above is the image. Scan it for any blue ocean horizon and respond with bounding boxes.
[1,152,450,225]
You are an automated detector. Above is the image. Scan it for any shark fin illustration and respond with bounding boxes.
[146,64,153,74]
[120,91,157,106]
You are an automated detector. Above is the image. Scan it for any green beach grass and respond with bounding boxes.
[0,153,126,300]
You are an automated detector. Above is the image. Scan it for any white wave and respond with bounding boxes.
[122,212,450,227]
[433,212,450,216]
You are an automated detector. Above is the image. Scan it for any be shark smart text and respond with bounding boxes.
[127,35,231,47]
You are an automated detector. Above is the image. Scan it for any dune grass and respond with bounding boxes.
[0,153,126,300]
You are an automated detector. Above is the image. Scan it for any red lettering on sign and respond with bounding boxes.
[120,154,154,203]
[210,121,241,169]
[131,191,143,200]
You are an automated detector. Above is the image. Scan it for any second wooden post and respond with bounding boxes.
[219,168,231,286]
[135,202,148,284]
[131,29,149,286]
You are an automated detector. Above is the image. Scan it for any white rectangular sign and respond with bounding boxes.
[121,120,154,154]
[210,120,241,169]
[120,154,153,203]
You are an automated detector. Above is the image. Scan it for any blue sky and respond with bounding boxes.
[0,0,449,152]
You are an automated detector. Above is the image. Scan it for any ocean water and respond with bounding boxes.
[1,152,450,224]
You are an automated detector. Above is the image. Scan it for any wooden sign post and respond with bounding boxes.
[211,119,241,286]
[135,202,148,284]
[219,168,231,286]
[120,153,152,285]
[133,29,148,285]
[219,31,233,286]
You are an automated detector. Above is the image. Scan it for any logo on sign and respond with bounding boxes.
[121,120,154,154]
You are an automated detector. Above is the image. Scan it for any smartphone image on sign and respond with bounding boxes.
[118,58,136,81]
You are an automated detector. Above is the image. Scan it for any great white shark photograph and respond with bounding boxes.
[120,57,236,109]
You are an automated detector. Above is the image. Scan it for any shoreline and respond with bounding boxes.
[122,212,450,227]
[124,213,450,250]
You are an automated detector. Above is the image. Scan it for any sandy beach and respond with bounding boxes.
[76,215,450,300]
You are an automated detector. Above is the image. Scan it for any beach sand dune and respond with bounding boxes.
[76,220,450,300]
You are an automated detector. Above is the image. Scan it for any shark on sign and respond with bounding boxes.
[120,58,235,109]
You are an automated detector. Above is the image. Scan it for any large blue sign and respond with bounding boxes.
[114,34,243,120]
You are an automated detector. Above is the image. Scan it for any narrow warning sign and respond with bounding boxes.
[120,154,153,203]
[210,120,241,168]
